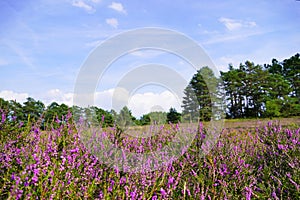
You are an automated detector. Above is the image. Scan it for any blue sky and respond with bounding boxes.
[0,0,299,117]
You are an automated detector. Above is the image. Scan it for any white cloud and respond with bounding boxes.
[40,89,73,106]
[108,2,126,14]
[80,89,182,117]
[0,90,29,103]
[0,89,182,118]
[72,0,95,13]
[0,89,74,107]
[128,91,182,117]
[106,18,119,28]
[219,17,256,31]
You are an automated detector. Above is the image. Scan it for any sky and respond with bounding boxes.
[0,0,299,117]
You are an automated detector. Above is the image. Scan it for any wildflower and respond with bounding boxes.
[32,175,38,184]
[67,155,72,164]
[12,174,21,185]
[220,164,229,176]
[186,188,191,196]
[167,176,175,188]
[1,112,5,123]
[130,190,137,199]
[24,180,29,187]
[160,188,167,197]
[272,190,279,200]
[18,121,24,128]
[15,189,23,200]
[98,191,104,199]
[245,186,252,200]
[152,195,158,200]
[70,147,79,153]
[292,139,298,145]
[119,176,126,185]
[277,144,288,151]
[11,173,15,181]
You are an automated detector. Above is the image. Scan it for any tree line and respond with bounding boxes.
[0,53,299,127]
[182,53,300,121]
[0,97,170,128]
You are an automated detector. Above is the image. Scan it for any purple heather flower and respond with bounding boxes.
[234,169,240,176]
[130,190,137,199]
[186,188,191,196]
[168,176,175,187]
[267,121,272,127]
[152,195,158,200]
[219,164,228,176]
[67,155,72,164]
[277,144,288,151]
[245,186,252,200]
[15,189,23,200]
[18,121,24,128]
[119,176,126,185]
[272,191,279,200]
[24,181,29,187]
[55,117,61,123]
[11,173,15,181]
[1,112,5,123]
[108,185,113,193]
[32,175,38,184]
[70,147,79,153]
[14,175,21,185]
[98,191,104,199]
[160,188,167,197]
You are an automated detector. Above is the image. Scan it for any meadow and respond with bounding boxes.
[1,110,299,199]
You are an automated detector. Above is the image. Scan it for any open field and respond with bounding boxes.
[223,117,300,130]
[124,117,300,138]
[1,111,299,199]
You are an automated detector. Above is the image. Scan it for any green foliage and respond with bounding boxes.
[182,66,220,122]
[265,100,282,118]
[93,107,114,127]
[44,102,69,125]
[139,114,151,126]
[282,53,300,100]
[281,96,300,117]
[23,97,45,122]
[221,53,300,119]
[166,107,181,123]
[116,106,136,129]
[182,84,199,122]
[148,111,167,125]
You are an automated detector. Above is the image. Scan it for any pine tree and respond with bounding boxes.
[166,108,181,124]
[182,66,219,121]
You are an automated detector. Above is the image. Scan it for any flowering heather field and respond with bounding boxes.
[1,110,299,199]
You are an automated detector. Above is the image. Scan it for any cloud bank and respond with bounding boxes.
[0,89,182,118]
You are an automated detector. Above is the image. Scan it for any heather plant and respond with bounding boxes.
[253,122,300,199]
[0,109,299,199]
